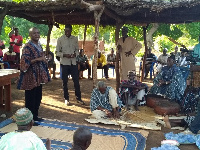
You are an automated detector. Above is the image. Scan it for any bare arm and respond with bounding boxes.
[45,138,51,150]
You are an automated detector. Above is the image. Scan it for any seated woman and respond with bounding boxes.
[76,49,91,79]
[90,81,122,119]
[119,70,148,111]
[150,55,186,103]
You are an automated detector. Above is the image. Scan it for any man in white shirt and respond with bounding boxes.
[157,48,169,73]
[56,24,85,105]
[0,108,51,150]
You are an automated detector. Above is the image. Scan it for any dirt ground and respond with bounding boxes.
[0,76,198,150]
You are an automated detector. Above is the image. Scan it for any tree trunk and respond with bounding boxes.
[0,7,8,35]
[46,24,53,54]
[83,25,87,49]
[146,23,159,48]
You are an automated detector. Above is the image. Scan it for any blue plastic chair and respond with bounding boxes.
[0,57,10,69]
[140,61,156,79]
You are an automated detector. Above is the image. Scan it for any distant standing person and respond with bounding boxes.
[9,27,23,63]
[117,26,142,80]
[56,24,85,106]
[107,48,116,68]
[17,27,50,124]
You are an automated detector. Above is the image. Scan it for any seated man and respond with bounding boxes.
[157,48,169,73]
[47,50,57,79]
[107,48,116,68]
[77,49,91,79]
[3,45,19,69]
[141,47,157,78]
[97,51,109,79]
[70,127,92,150]
[150,55,186,103]
[177,51,189,67]
[90,81,122,118]
[119,70,147,111]
[0,108,51,150]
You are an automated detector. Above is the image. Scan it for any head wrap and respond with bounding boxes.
[14,108,33,126]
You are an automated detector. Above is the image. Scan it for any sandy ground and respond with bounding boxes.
[0,68,198,150]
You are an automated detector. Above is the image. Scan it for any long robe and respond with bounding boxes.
[118,37,142,80]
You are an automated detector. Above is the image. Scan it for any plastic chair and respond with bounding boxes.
[108,65,115,77]
[140,61,156,79]
[0,58,10,69]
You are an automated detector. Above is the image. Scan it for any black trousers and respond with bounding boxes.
[62,64,81,100]
[25,85,42,120]
[79,63,91,76]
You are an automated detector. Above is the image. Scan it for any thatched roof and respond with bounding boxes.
[0,0,200,26]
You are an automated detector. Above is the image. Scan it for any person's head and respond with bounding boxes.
[111,48,114,55]
[79,49,84,56]
[29,27,40,43]
[167,55,175,67]
[98,51,101,58]
[127,70,136,81]
[181,51,186,57]
[14,108,34,131]
[97,81,107,94]
[65,24,72,38]
[163,48,168,55]
[73,127,92,150]
[14,28,19,36]
[122,26,128,37]
[147,47,152,54]
[174,46,178,53]
[8,45,13,53]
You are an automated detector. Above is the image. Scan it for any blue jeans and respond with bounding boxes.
[189,100,200,134]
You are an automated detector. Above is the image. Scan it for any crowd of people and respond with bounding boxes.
[1,25,200,149]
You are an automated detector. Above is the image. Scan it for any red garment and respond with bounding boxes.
[17,41,50,90]
[10,34,23,53]
[3,52,18,69]
[0,40,4,57]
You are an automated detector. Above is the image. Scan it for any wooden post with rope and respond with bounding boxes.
[141,26,148,82]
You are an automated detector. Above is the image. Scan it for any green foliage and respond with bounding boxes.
[154,24,183,40]
[120,25,143,41]
[184,22,200,40]
[0,15,48,46]
[154,35,174,52]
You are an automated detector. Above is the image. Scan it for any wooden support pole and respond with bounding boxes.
[93,7,104,88]
[46,24,53,54]
[141,26,148,82]
[83,25,87,49]
[115,22,123,93]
